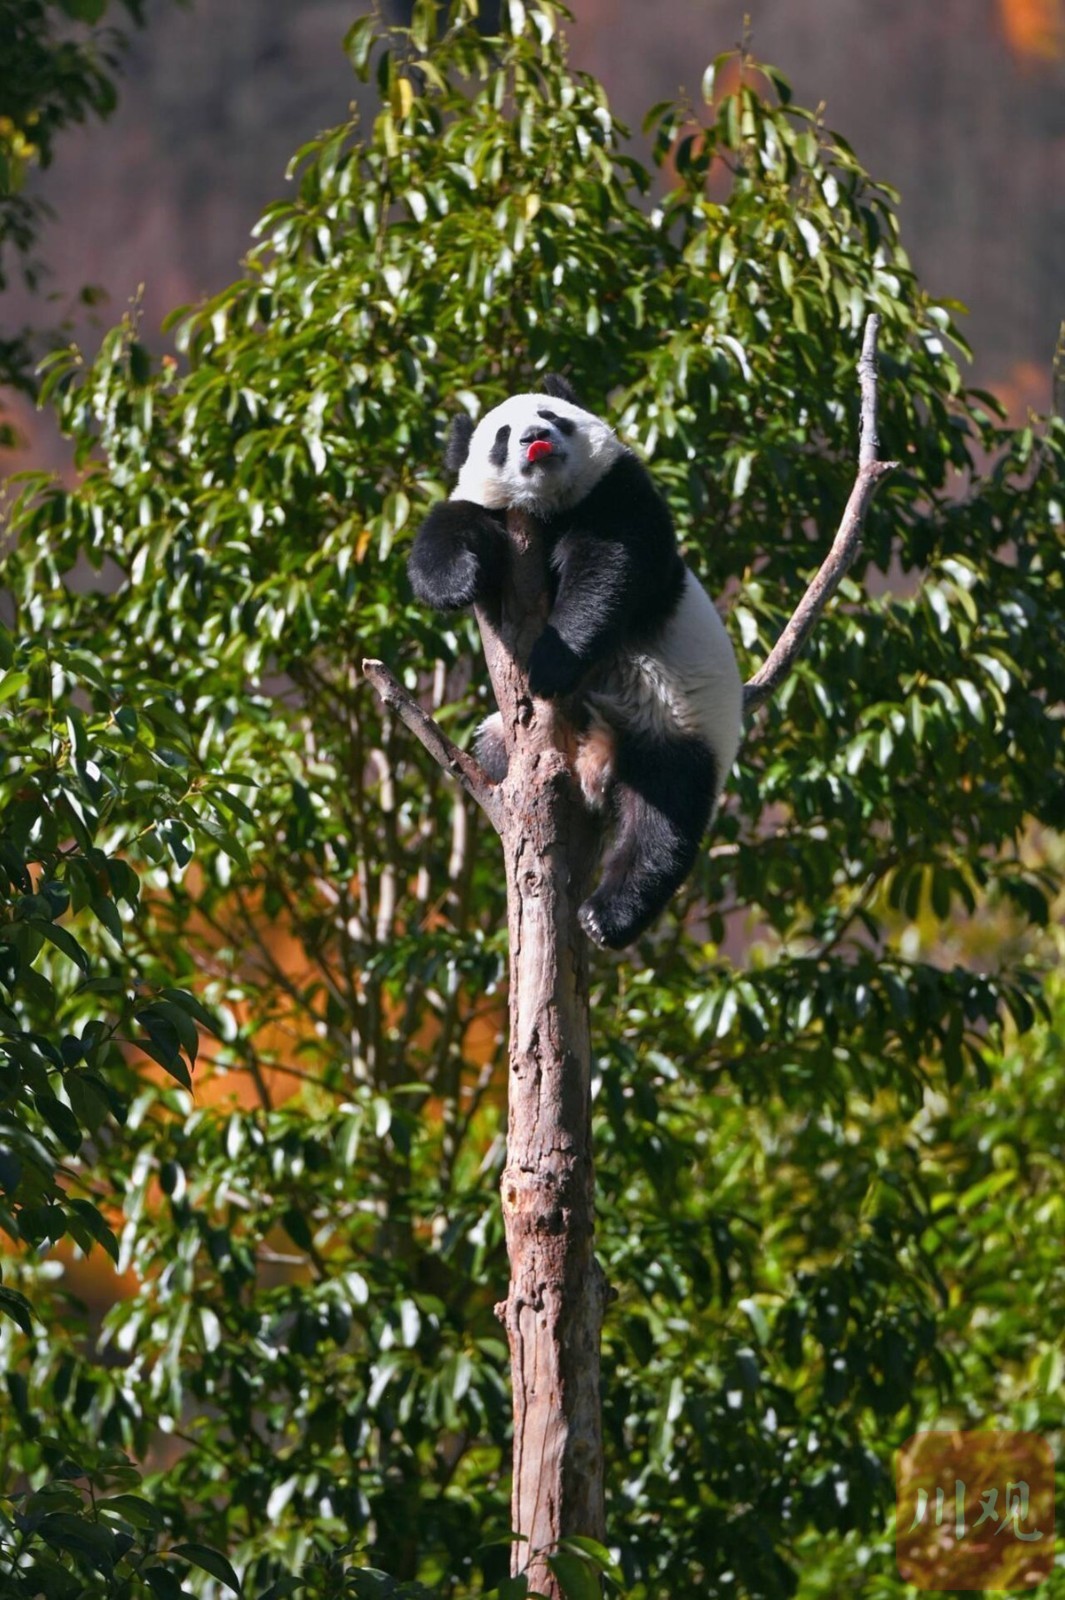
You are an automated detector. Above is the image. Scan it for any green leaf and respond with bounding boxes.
[59,0,107,20]
[145,1569,194,1600]
[281,1208,313,1250]
[133,1031,192,1088]
[557,1535,624,1581]
[36,1094,84,1155]
[129,341,152,384]
[492,1579,529,1599]
[145,999,201,1064]
[0,1284,37,1333]
[98,1493,167,1531]
[0,669,29,703]
[160,987,221,1037]
[343,16,378,76]
[35,921,91,975]
[547,1551,601,1600]
[171,1544,242,1594]
[68,1198,119,1262]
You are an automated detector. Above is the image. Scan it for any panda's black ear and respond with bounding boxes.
[444,413,475,474]
[540,372,582,407]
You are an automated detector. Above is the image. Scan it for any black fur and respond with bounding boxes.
[445,414,475,473]
[531,453,686,695]
[407,500,506,612]
[488,424,511,468]
[534,408,576,437]
[540,373,581,406]
[579,735,718,949]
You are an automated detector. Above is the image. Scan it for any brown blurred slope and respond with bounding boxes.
[6,0,1064,464]
[569,0,1063,407]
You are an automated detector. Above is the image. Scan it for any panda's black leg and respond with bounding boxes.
[578,735,718,949]
[407,500,507,612]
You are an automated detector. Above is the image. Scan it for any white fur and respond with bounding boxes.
[588,569,743,806]
[454,393,624,513]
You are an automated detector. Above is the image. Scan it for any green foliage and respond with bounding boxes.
[0,617,227,1274]
[1,1,1064,1596]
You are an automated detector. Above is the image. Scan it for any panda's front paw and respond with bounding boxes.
[407,502,505,612]
[528,627,582,699]
[430,548,481,611]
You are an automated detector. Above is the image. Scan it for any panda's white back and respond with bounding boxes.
[589,568,743,796]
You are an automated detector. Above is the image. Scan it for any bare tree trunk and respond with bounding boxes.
[362,499,610,1592]
[478,510,608,1592]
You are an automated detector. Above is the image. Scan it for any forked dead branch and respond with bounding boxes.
[361,312,896,1595]
[743,313,897,713]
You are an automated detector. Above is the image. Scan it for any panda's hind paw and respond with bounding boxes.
[578,897,640,950]
[579,886,658,950]
[578,901,610,948]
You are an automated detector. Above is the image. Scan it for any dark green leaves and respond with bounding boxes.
[0,1282,36,1333]
[171,1544,242,1594]
[59,0,109,22]
[0,635,227,1266]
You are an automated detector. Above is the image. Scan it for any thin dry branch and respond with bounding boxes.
[361,658,502,829]
[743,313,898,715]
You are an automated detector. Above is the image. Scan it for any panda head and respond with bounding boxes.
[446,375,623,514]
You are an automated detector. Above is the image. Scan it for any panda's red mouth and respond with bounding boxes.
[526,439,554,464]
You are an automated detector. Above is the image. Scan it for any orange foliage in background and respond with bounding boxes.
[661,56,773,198]
[141,871,507,1132]
[997,0,1065,58]
[996,360,1053,421]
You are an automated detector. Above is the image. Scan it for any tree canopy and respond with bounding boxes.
[1,2,1063,1596]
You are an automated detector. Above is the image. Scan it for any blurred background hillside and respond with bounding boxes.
[3,0,1064,469]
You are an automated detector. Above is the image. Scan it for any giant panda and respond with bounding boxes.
[407,375,743,950]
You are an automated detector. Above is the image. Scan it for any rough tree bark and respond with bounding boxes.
[366,506,607,1594]
[476,510,609,1585]
[362,313,895,1597]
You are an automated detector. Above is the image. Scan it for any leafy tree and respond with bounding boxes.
[1,1,1063,1596]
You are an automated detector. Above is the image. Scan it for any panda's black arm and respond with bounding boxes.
[528,459,680,699]
[407,499,508,612]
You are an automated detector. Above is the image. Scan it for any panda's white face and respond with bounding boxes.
[453,393,624,514]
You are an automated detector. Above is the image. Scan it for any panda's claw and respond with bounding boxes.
[577,901,608,948]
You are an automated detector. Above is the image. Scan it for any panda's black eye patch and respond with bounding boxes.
[538,409,576,436]
[489,424,511,468]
